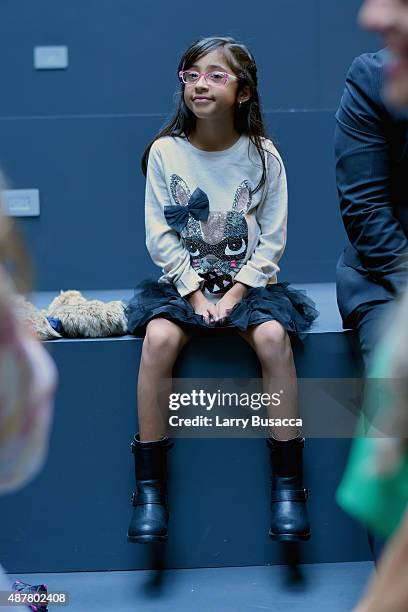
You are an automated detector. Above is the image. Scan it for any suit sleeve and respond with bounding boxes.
[335,54,408,295]
[234,147,287,288]
[145,143,204,297]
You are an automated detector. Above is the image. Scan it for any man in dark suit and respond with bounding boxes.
[335,47,408,566]
[335,48,408,370]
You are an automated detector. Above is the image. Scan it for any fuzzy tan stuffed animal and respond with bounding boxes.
[46,290,127,338]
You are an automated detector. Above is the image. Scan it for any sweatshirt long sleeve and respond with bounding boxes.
[145,142,205,297]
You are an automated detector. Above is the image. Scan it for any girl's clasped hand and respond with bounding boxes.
[187,281,248,325]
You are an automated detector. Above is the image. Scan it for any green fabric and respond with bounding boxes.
[336,334,408,538]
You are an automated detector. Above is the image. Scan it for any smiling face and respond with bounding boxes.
[360,0,408,106]
[182,48,249,121]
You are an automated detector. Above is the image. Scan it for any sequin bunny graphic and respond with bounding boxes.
[167,175,251,295]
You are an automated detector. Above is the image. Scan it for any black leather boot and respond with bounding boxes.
[127,433,173,543]
[267,435,311,541]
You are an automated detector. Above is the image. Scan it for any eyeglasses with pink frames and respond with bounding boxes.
[178,69,239,86]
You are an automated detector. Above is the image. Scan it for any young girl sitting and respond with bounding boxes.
[125,36,319,544]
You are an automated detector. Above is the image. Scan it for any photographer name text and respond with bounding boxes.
[169,416,303,429]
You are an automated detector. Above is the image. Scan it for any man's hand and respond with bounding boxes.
[187,288,218,325]
[216,282,248,324]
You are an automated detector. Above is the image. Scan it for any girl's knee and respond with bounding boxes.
[144,318,187,355]
[255,321,289,357]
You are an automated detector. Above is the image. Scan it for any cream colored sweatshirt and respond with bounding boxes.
[145,134,288,301]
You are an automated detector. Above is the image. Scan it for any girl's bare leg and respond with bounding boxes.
[239,320,309,540]
[138,318,191,441]
[238,320,300,440]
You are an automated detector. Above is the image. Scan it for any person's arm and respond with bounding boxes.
[335,53,408,295]
[145,142,204,297]
[233,146,288,288]
[353,505,408,612]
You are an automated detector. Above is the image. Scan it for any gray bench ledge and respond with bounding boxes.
[27,282,348,342]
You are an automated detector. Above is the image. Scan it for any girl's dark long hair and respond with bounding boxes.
[141,36,279,194]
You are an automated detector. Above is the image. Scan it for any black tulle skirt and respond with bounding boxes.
[125,279,319,340]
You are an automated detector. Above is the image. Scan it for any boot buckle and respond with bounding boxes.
[271,488,308,502]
